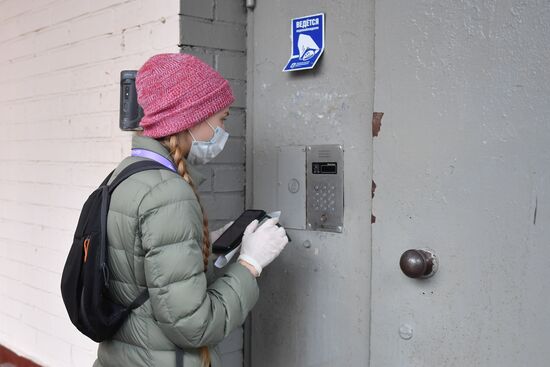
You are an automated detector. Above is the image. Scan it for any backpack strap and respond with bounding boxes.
[176,347,184,367]
[99,160,174,287]
[100,170,115,187]
[128,288,149,310]
[107,160,173,193]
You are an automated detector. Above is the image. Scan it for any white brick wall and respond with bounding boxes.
[0,0,180,366]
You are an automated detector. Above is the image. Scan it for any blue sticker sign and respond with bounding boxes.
[283,13,325,72]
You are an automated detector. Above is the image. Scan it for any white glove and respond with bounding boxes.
[209,221,234,244]
[237,217,289,276]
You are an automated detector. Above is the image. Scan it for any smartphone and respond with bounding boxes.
[212,209,267,254]
[119,70,144,131]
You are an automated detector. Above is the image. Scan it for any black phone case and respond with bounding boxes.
[212,209,267,255]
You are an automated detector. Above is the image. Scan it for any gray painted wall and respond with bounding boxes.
[179,1,249,366]
[247,1,375,366]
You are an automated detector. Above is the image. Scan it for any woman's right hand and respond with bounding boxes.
[237,218,289,277]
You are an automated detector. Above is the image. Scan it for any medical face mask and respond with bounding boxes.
[187,122,229,165]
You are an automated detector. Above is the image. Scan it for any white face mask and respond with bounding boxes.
[187,122,229,165]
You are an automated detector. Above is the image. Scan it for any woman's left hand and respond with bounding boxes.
[209,221,234,243]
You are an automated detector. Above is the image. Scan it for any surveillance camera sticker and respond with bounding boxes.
[283,13,325,72]
[298,34,320,61]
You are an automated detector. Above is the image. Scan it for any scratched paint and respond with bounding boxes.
[372,112,383,137]
[371,112,382,223]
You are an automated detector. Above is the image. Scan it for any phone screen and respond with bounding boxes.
[212,209,267,254]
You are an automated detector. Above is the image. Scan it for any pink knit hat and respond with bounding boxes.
[135,53,235,138]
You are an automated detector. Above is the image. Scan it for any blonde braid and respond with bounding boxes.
[160,134,211,367]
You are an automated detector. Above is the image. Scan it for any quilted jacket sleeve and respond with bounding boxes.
[138,175,259,348]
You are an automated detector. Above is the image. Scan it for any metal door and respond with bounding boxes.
[246,1,375,366]
[370,1,550,366]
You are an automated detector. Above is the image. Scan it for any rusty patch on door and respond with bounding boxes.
[371,180,377,223]
[372,112,384,137]
[371,113,383,223]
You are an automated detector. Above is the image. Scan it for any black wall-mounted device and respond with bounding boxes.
[119,70,143,131]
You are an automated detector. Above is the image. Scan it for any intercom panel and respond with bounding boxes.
[306,145,344,233]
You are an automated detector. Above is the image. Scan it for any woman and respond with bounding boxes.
[93,53,289,367]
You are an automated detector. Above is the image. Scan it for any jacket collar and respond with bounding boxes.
[131,134,206,187]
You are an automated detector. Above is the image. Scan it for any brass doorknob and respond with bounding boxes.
[399,248,438,278]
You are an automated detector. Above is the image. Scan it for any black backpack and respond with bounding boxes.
[60,160,172,342]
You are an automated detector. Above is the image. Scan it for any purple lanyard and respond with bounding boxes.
[131,149,177,172]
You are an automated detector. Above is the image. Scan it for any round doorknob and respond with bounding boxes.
[399,248,438,278]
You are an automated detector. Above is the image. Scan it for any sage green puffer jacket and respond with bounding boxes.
[92,135,259,367]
